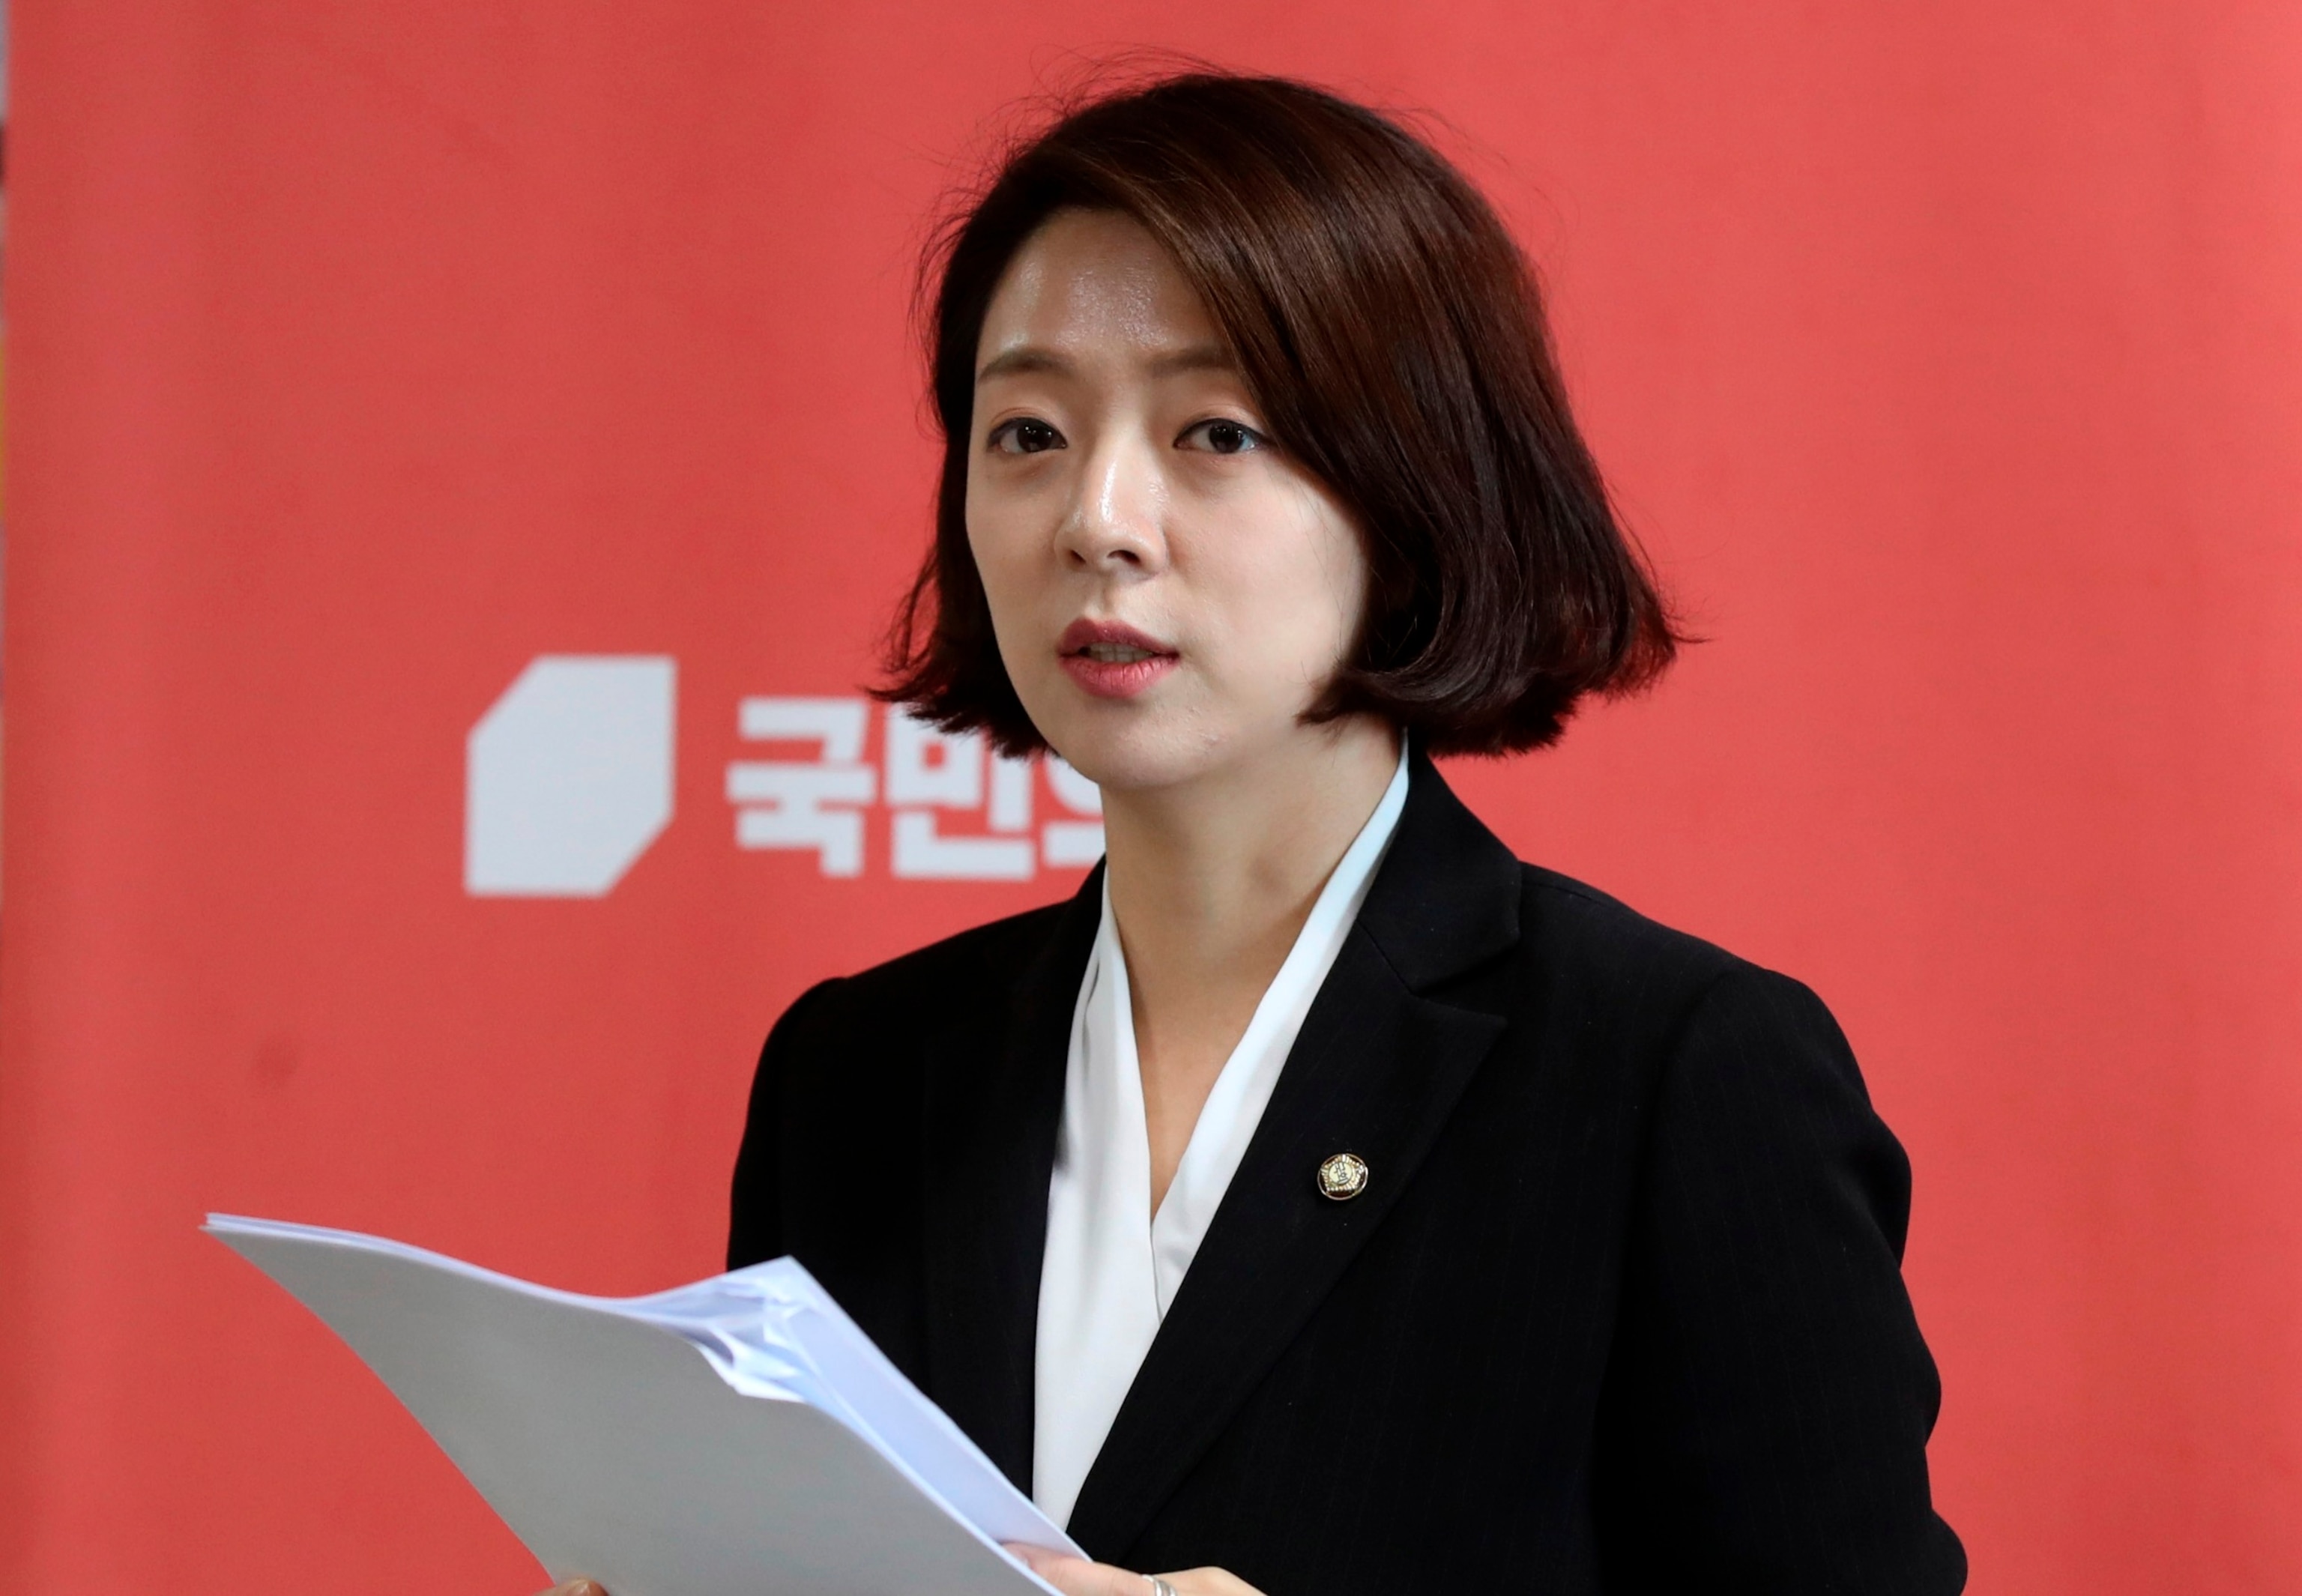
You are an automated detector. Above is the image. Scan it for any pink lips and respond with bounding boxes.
[1058,618,1179,700]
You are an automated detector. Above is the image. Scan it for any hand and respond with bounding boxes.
[1007,1542,1266,1596]
[536,1583,606,1595]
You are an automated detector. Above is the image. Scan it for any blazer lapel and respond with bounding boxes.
[921,866,1102,1492]
[1064,759,1523,1558]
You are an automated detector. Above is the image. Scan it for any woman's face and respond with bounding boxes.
[966,208,1371,794]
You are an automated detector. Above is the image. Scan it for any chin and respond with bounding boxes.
[1039,700,1326,800]
[1031,704,1227,796]
[1039,730,1200,795]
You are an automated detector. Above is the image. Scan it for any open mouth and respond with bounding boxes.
[1059,620,1179,700]
[1078,641,1162,665]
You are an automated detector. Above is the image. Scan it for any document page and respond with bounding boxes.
[207,1215,1072,1596]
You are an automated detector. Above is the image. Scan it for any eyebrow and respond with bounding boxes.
[974,341,1239,384]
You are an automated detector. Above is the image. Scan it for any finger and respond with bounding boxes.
[1158,1569,1269,1596]
[1003,1542,1151,1596]
[537,1582,608,1596]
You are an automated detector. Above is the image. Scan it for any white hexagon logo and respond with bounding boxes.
[465,656,676,897]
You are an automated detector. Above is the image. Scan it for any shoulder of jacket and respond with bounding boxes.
[1513,861,1759,994]
[1507,863,1848,1068]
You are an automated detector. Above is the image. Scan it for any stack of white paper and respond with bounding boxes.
[206,1215,1078,1596]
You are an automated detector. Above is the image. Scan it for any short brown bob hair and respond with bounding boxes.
[886,72,1679,757]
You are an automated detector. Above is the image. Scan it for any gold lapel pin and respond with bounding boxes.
[1317,1152,1369,1201]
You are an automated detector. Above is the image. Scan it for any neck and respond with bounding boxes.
[1100,716,1399,1213]
[1100,716,1399,980]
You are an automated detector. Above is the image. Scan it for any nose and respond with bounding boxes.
[1055,430,1168,576]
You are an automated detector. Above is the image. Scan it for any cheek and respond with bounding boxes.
[964,491,1032,622]
[1244,494,1367,674]
[1306,516,1371,651]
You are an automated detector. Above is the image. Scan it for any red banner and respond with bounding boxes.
[4,4,2299,1592]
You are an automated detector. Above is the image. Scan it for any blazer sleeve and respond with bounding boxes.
[1593,964,1968,1594]
[727,976,845,1272]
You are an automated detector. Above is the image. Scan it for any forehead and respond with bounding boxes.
[977,209,1223,367]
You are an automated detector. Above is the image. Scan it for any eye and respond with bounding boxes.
[1178,418,1269,456]
[988,417,1066,456]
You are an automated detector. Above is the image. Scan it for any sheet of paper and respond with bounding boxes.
[207,1216,1069,1596]
[733,1265,1076,1553]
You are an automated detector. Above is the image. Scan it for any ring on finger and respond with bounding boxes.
[1147,1578,1179,1596]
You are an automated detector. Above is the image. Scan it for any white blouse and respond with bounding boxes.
[1031,742,1412,1527]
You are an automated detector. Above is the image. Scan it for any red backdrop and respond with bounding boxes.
[5,4,2299,1591]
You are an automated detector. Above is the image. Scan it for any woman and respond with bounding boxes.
[558,71,1964,1596]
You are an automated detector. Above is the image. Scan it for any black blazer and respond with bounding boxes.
[729,758,1966,1594]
